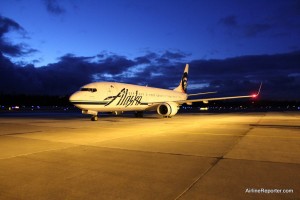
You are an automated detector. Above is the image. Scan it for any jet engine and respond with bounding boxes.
[82,110,98,121]
[157,102,179,117]
[82,110,98,116]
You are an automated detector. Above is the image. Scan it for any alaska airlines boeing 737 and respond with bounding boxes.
[69,64,261,121]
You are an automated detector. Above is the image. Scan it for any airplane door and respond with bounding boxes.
[107,83,117,96]
[105,83,119,106]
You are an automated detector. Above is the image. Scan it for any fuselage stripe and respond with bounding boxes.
[70,101,149,105]
[70,101,108,105]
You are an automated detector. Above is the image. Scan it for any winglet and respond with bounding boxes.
[252,82,262,98]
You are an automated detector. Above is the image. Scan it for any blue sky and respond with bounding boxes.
[1,0,300,66]
[0,0,300,100]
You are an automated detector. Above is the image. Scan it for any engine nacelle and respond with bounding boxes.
[157,102,179,117]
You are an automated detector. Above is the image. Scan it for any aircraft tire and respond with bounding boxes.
[91,116,98,121]
[134,111,144,118]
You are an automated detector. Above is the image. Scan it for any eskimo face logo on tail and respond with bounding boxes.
[181,72,188,93]
[104,88,142,107]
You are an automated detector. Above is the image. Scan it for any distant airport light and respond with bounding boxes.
[200,107,208,111]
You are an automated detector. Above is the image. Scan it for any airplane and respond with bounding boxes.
[69,64,261,121]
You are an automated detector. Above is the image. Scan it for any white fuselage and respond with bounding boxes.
[69,82,187,112]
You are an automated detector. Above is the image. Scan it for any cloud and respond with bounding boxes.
[44,0,66,15]
[244,23,272,37]
[219,1,300,38]
[161,50,189,60]
[135,52,158,64]
[0,14,299,100]
[0,16,37,57]
[219,15,272,37]
[188,52,300,99]
[0,52,144,95]
[0,15,24,37]
[0,50,179,95]
[0,14,298,102]
[0,41,38,57]
[1,49,300,100]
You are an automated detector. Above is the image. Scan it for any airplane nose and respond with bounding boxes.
[69,92,80,103]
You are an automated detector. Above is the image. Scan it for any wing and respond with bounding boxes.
[176,82,262,105]
[145,83,262,109]
[145,94,256,110]
[187,91,217,97]
[175,94,255,105]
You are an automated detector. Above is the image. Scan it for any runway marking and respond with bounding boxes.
[250,124,300,129]
[195,133,245,137]
[222,156,300,166]
[85,144,217,158]
[0,145,78,160]
[0,130,43,136]
[89,145,300,165]
[221,114,265,157]
[0,135,79,160]
[197,130,300,139]
[246,135,300,139]
[174,158,221,200]
[175,115,267,199]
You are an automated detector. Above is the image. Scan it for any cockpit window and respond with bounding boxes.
[80,88,97,92]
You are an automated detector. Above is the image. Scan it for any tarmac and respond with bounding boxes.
[0,111,299,200]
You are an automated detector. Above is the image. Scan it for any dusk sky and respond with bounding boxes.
[0,0,300,100]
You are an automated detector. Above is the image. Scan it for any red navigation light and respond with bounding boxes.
[252,94,257,98]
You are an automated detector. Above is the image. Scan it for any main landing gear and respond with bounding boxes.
[91,115,98,121]
[86,111,143,121]
[134,111,144,118]
[82,110,98,121]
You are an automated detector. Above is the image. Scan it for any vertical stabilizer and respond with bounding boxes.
[173,64,189,93]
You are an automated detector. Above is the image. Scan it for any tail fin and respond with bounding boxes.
[173,64,189,93]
